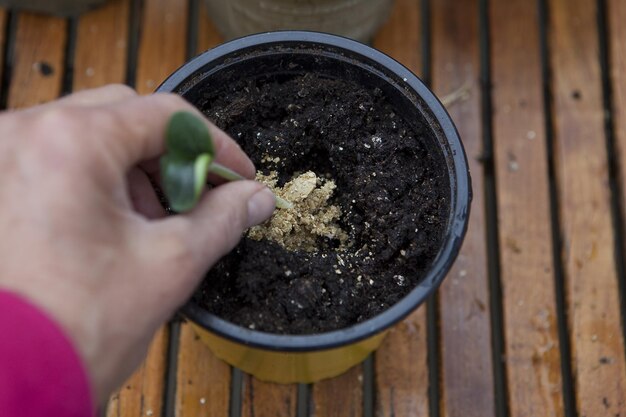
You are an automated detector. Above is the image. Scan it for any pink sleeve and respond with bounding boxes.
[0,290,93,417]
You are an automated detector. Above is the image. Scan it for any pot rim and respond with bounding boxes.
[158,31,471,352]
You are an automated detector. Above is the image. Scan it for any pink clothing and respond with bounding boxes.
[0,290,93,417]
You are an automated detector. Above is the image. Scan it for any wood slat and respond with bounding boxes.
[108,0,188,415]
[174,324,231,416]
[375,317,429,417]
[548,0,626,415]
[73,0,129,90]
[373,0,421,73]
[242,376,297,417]
[431,1,496,416]
[196,0,222,53]
[490,1,565,416]
[608,0,626,350]
[311,365,363,417]
[7,12,66,109]
[106,327,169,417]
[372,2,430,416]
[135,0,187,95]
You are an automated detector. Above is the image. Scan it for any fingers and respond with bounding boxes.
[127,168,166,219]
[16,84,138,119]
[59,84,137,106]
[187,181,275,251]
[8,85,136,126]
[148,181,275,303]
[104,93,255,179]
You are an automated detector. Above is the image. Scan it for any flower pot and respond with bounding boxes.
[202,0,395,43]
[0,0,107,15]
[158,31,471,383]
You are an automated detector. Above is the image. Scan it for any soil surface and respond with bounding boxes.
[194,72,450,334]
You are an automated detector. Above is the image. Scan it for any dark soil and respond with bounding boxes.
[194,72,450,334]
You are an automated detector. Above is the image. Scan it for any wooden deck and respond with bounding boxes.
[2,0,626,416]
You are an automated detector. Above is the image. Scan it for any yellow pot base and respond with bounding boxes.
[191,323,388,384]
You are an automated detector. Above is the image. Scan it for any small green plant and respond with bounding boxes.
[160,111,292,213]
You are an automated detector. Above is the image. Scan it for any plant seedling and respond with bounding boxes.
[160,111,293,213]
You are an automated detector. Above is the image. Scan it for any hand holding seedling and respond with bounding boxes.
[0,85,275,404]
[160,111,292,212]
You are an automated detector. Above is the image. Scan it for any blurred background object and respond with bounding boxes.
[0,0,107,15]
[203,0,395,43]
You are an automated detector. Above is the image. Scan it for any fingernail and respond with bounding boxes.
[246,187,276,228]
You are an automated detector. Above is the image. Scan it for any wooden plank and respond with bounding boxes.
[135,0,187,95]
[609,0,626,348]
[490,1,566,416]
[242,375,297,417]
[106,327,169,417]
[311,365,363,417]
[174,324,231,416]
[375,315,429,417]
[431,1,496,416]
[548,0,626,415]
[73,0,129,90]
[373,0,421,74]
[108,1,188,415]
[7,12,66,109]
[196,0,222,53]
[372,2,430,416]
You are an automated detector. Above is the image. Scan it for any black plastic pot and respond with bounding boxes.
[158,31,471,383]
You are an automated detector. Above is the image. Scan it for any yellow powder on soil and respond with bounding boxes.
[248,171,349,252]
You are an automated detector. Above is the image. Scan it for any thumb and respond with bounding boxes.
[149,180,276,298]
[135,180,275,324]
[186,180,276,263]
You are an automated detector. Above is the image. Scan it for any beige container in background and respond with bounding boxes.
[203,0,395,43]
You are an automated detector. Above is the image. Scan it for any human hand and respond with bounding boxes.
[0,85,275,404]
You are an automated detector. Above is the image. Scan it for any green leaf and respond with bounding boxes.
[161,153,211,213]
[161,111,215,212]
[166,111,215,159]
[160,110,291,212]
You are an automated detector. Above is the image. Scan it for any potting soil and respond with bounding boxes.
[194,73,450,334]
